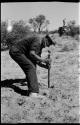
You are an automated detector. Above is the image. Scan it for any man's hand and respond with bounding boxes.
[42,58,52,65]
[37,61,51,69]
[40,58,51,69]
[44,63,51,69]
[30,50,51,69]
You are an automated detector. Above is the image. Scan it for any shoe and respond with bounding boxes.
[29,92,45,98]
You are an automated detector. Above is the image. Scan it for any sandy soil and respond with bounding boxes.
[1,35,80,123]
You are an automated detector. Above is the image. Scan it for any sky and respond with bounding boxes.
[1,2,79,31]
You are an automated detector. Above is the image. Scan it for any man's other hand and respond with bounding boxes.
[42,58,52,65]
[45,63,51,69]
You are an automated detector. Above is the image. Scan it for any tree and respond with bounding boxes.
[29,14,50,33]
[12,20,31,39]
[63,18,66,27]
[6,20,31,46]
[29,18,38,32]
[67,20,76,28]
[67,20,79,37]
[1,20,31,50]
[1,21,7,45]
[58,20,79,37]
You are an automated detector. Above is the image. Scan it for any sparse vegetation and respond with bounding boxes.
[1,16,79,123]
[58,20,80,38]
[1,31,79,123]
[1,18,79,51]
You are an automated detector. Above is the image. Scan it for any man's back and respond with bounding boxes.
[14,34,42,56]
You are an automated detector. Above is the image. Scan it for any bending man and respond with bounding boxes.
[9,33,56,98]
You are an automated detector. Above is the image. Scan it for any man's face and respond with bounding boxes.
[45,35,55,47]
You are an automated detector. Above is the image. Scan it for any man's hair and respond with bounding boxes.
[45,34,56,46]
[45,35,53,44]
[40,34,54,49]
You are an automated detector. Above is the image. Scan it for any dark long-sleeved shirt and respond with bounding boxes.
[9,35,45,64]
[16,36,42,56]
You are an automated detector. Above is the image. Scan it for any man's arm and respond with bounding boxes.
[30,50,50,69]
[37,61,49,69]
[30,50,44,62]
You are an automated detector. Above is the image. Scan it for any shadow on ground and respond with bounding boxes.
[1,78,29,96]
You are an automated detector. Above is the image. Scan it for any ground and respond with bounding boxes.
[1,34,80,123]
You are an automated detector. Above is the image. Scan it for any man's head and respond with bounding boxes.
[41,34,56,49]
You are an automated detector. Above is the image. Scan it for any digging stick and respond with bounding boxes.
[48,50,51,88]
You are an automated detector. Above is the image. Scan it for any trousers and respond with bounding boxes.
[9,46,39,93]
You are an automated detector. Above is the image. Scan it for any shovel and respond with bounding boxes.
[48,50,51,88]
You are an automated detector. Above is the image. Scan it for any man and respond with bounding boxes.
[9,33,56,98]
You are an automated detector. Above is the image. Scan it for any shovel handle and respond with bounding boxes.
[48,50,51,88]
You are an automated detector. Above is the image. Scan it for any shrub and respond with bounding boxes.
[68,26,79,37]
[1,20,31,50]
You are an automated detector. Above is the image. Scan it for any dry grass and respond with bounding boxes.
[1,34,79,123]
